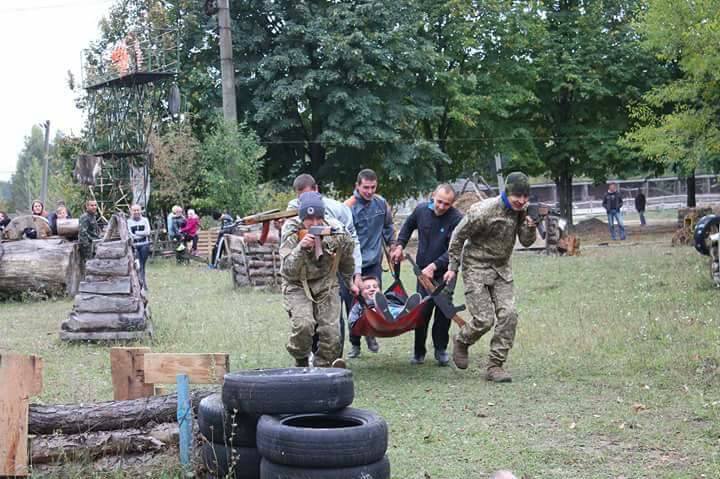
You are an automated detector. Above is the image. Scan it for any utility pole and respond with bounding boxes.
[40,120,51,206]
[217,0,237,122]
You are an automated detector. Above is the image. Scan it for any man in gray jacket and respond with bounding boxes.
[344,169,396,358]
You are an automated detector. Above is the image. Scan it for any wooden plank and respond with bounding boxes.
[0,353,43,476]
[143,353,229,385]
[110,347,155,401]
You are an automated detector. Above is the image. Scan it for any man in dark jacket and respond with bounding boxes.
[392,184,463,366]
[602,183,626,240]
[635,191,647,226]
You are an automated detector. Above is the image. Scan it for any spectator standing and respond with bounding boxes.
[78,200,101,261]
[128,204,152,288]
[635,190,647,226]
[392,184,463,366]
[344,169,396,358]
[602,182,626,240]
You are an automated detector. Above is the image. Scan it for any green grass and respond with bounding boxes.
[2,238,720,478]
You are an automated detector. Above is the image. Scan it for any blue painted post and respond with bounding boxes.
[176,373,192,468]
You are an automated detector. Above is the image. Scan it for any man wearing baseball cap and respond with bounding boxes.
[443,172,537,382]
[279,191,356,368]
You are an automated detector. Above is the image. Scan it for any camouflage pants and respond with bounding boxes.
[283,284,341,367]
[459,268,518,366]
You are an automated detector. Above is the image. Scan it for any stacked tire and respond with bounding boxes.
[198,393,261,479]
[199,367,390,479]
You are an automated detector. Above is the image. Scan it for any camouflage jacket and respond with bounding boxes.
[447,196,536,281]
[280,217,355,295]
[78,212,101,257]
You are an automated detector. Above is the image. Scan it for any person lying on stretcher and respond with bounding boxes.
[348,276,422,328]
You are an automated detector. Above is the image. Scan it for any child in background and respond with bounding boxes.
[348,276,422,329]
[179,209,200,255]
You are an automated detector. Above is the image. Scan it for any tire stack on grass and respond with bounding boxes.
[199,367,390,479]
[198,393,261,479]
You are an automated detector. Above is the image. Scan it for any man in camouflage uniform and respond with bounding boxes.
[280,191,356,368]
[78,199,101,261]
[444,172,537,382]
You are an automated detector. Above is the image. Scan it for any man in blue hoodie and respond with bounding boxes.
[344,169,396,358]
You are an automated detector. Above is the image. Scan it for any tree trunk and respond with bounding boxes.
[28,389,214,435]
[73,293,139,314]
[2,215,52,240]
[555,172,574,226]
[61,309,147,332]
[686,171,696,207]
[30,423,177,464]
[0,239,80,296]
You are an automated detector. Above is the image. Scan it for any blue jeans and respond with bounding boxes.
[607,210,626,240]
[639,211,646,226]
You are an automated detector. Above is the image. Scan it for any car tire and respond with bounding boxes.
[222,368,353,414]
[198,393,258,447]
[260,456,390,479]
[201,442,260,479]
[694,214,720,255]
[257,407,387,468]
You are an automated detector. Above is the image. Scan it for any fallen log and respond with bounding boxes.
[2,215,52,240]
[248,269,278,278]
[56,218,79,238]
[73,293,139,314]
[28,389,214,435]
[95,240,128,260]
[85,257,130,276]
[61,309,147,332]
[246,260,276,268]
[79,276,132,294]
[30,423,178,464]
[0,238,80,296]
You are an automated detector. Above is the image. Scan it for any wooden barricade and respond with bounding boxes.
[110,347,229,400]
[0,353,43,476]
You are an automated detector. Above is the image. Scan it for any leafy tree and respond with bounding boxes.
[416,0,541,181]
[149,122,203,212]
[196,119,266,215]
[10,126,49,212]
[232,0,444,200]
[624,0,720,207]
[518,0,662,223]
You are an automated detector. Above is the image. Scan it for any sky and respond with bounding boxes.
[0,0,113,181]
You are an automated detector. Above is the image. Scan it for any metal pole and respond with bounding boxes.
[494,154,504,192]
[218,0,237,122]
[176,374,192,468]
[40,121,51,206]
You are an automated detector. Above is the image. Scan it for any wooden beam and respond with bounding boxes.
[143,353,229,385]
[0,353,43,477]
[110,348,155,401]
